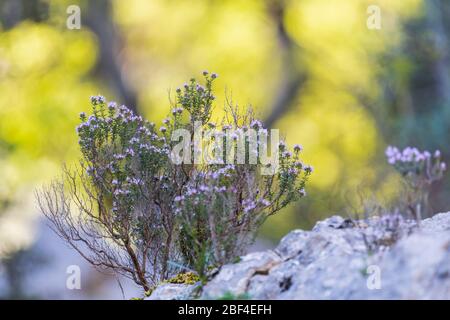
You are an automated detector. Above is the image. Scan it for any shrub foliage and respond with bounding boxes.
[37,73,311,290]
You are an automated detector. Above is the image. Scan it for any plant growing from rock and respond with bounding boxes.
[385,146,446,219]
[37,72,311,291]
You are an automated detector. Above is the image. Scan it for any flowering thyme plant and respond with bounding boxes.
[37,72,311,290]
[385,146,446,219]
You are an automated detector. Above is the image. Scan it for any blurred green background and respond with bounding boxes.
[1,0,449,298]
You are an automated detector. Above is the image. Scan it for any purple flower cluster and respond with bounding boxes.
[385,146,432,165]
[77,95,177,217]
[243,199,257,213]
[386,146,446,170]
[171,107,183,115]
[250,120,263,129]
[385,145,446,186]
[175,72,217,123]
[90,95,105,105]
[293,144,303,152]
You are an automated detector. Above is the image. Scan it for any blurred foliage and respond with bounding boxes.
[0,18,101,255]
[0,0,449,258]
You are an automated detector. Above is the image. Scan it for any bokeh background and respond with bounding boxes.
[1,0,449,299]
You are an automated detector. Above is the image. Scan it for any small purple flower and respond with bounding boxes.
[86,166,94,175]
[186,186,198,196]
[282,151,292,158]
[250,119,262,129]
[114,154,125,160]
[174,195,185,202]
[294,161,303,169]
[90,95,105,105]
[125,148,135,157]
[293,144,303,152]
[230,132,238,140]
[108,102,117,110]
[126,177,142,186]
[76,124,84,133]
[113,189,122,196]
[243,199,256,213]
[214,186,227,193]
[130,137,140,144]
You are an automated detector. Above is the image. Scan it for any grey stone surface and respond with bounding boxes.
[149,212,450,300]
[145,283,199,300]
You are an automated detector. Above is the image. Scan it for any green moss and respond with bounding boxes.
[167,272,200,285]
[144,288,154,297]
[217,291,251,300]
[232,256,242,264]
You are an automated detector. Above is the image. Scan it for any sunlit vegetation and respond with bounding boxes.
[0,0,448,283]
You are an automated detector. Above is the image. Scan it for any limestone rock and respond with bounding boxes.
[149,212,450,300]
[145,283,199,300]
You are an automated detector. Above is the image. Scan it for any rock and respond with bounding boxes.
[275,230,309,259]
[312,215,355,231]
[201,251,282,299]
[421,212,450,233]
[145,283,199,300]
[148,212,450,299]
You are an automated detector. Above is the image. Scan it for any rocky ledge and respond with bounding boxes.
[147,212,450,300]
